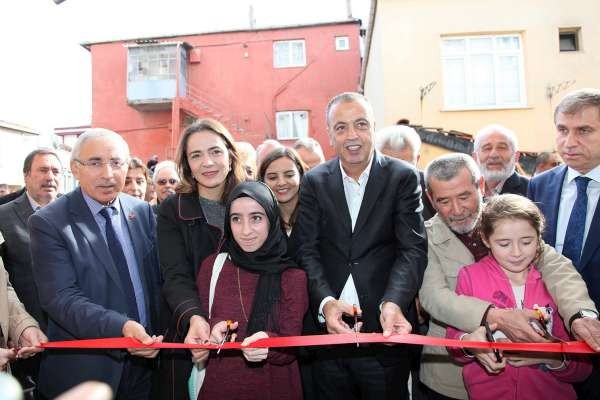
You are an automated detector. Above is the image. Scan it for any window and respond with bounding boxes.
[441,34,525,109]
[335,36,350,51]
[128,45,177,82]
[273,40,306,68]
[559,28,580,52]
[276,111,308,139]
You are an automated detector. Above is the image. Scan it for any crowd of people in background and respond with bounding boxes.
[0,88,599,400]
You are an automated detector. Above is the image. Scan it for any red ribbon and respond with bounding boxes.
[40,333,596,354]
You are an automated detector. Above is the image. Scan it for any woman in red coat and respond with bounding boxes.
[194,181,308,400]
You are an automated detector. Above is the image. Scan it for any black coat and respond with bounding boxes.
[500,171,529,196]
[296,153,428,333]
[155,192,222,400]
[0,192,47,331]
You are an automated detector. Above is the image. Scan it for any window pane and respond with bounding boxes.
[274,42,289,67]
[276,113,291,139]
[469,37,493,52]
[559,33,577,51]
[292,112,308,138]
[291,41,305,65]
[442,39,466,55]
[444,58,466,106]
[497,56,520,104]
[471,54,495,106]
[496,36,520,51]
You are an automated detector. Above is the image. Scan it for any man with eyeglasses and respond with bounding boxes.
[28,128,163,399]
[151,160,180,213]
[296,92,427,399]
[0,148,58,393]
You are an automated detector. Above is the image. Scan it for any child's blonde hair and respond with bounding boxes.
[480,194,546,259]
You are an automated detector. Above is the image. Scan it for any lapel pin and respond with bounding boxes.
[128,212,136,221]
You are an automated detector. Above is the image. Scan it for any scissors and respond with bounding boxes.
[529,307,565,343]
[353,304,360,348]
[217,319,233,355]
[484,321,502,363]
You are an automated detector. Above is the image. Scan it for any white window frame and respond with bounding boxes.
[441,34,527,110]
[273,40,306,68]
[275,111,309,140]
[335,36,350,51]
[127,44,178,82]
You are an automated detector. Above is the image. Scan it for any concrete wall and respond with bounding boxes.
[364,0,600,167]
[91,21,362,162]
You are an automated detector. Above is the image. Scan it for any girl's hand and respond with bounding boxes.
[209,320,239,345]
[185,315,211,363]
[464,325,506,374]
[241,331,269,362]
[0,348,17,371]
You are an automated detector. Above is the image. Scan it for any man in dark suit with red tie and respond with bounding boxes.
[296,92,427,399]
[528,88,600,399]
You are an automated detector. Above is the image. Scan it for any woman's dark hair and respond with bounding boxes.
[175,118,246,202]
[258,147,306,229]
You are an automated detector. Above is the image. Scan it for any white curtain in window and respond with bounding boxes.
[443,58,466,107]
[497,55,520,104]
[276,112,291,139]
[471,54,495,106]
[291,42,305,66]
[292,112,308,138]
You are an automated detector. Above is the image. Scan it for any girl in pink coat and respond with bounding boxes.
[446,194,591,400]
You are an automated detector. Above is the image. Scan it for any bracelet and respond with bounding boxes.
[544,354,567,371]
[459,333,475,358]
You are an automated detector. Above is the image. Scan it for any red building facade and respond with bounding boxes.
[85,20,362,161]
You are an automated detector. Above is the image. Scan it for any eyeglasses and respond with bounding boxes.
[74,159,127,170]
[157,178,178,186]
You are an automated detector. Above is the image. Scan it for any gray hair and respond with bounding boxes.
[293,137,325,161]
[554,88,600,123]
[425,153,481,193]
[325,92,374,127]
[375,125,422,156]
[473,124,518,154]
[71,128,130,162]
[152,160,179,184]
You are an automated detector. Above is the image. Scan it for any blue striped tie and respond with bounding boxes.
[99,207,140,321]
[562,176,591,270]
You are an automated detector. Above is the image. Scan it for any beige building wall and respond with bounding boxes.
[364,0,600,164]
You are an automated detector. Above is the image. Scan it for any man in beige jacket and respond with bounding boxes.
[0,232,46,373]
[419,153,600,400]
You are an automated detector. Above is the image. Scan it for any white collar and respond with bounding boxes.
[566,164,600,185]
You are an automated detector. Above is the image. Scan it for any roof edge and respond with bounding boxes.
[81,19,361,51]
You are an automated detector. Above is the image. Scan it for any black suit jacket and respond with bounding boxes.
[0,192,47,330]
[296,152,428,333]
[500,171,529,196]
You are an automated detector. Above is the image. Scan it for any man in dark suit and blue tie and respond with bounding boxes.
[528,88,600,399]
[29,128,163,399]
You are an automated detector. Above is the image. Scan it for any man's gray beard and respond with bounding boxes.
[480,160,515,183]
[447,201,483,235]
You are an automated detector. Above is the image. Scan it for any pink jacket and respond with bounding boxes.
[446,255,591,400]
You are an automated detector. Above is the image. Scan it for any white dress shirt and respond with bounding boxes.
[26,192,42,212]
[555,165,600,256]
[318,156,374,321]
